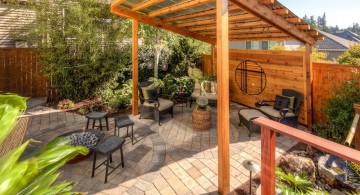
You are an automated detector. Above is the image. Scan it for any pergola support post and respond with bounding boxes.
[304,43,313,130]
[216,0,230,194]
[132,19,139,116]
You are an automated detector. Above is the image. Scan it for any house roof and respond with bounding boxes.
[333,30,360,43]
[111,0,323,45]
[317,30,352,51]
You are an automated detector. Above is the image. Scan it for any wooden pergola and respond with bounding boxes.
[110,0,323,194]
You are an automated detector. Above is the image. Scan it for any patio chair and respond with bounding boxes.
[138,81,174,125]
[257,89,303,127]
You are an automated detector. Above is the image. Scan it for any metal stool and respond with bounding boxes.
[114,116,135,145]
[86,111,109,131]
[91,136,125,183]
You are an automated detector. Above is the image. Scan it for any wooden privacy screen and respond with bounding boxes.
[210,49,307,125]
[312,63,357,122]
[0,48,47,97]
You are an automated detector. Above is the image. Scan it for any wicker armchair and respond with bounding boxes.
[257,89,303,127]
[0,116,29,157]
[138,82,174,125]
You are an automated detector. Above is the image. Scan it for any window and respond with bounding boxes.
[261,41,269,50]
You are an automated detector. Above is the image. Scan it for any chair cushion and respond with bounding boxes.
[281,95,295,112]
[239,109,268,121]
[143,98,174,111]
[260,106,296,118]
[273,95,289,110]
[141,84,155,100]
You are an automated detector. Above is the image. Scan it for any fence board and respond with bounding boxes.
[312,63,357,122]
[0,48,47,98]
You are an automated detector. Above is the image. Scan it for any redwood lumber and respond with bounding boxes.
[216,0,230,194]
[261,125,276,195]
[132,19,139,116]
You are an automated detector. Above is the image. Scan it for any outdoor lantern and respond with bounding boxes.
[242,159,260,195]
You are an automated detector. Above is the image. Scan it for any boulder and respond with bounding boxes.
[278,153,316,181]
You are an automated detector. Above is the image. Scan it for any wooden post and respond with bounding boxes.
[304,43,313,130]
[261,127,276,195]
[132,19,139,116]
[354,104,360,150]
[216,0,230,194]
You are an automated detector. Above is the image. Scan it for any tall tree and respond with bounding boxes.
[23,0,132,100]
[140,25,175,78]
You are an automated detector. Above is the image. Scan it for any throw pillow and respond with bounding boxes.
[273,95,290,110]
[281,95,295,112]
[148,89,158,101]
[141,84,154,100]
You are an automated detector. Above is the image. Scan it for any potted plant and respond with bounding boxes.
[192,94,212,131]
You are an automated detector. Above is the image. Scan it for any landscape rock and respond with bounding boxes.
[278,153,316,180]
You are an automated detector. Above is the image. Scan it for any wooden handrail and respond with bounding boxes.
[253,117,360,195]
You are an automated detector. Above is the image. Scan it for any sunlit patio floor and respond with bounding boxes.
[23,101,300,195]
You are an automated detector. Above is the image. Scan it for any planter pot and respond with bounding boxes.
[192,109,212,131]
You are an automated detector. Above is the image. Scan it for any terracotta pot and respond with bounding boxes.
[192,109,212,131]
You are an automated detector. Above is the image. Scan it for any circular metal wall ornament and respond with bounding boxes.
[235,60,266,95]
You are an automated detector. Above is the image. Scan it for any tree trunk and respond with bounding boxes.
[154,46,161,79]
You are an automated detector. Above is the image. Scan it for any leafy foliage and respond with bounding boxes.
[337,45,360,65]
[269,45,286,51]
[313,70,360,143]
[0,94,88,195]
[25,0,131,101]
[276,167,328,195]
[57,99,75,110]
[168,38,208,77]
[107,79,133,109]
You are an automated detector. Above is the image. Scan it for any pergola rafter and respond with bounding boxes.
[110,0,323,194]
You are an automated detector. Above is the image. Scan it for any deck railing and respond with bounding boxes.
[253,117,360,195]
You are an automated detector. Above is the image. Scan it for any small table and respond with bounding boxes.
[85,111,109,131]
[173,92,190,111]
[114,116,135,145]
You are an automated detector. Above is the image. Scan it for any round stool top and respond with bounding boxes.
[93,136,125,155]
[86,111,109,119]
[115,115,134,128]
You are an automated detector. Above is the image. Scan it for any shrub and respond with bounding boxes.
[338,44,360,65]
[107,80,132,109]
[78,107,90,115]
[57,99,75,110]
[313,70,360,143]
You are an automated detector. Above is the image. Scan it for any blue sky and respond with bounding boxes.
[280,0,360,28]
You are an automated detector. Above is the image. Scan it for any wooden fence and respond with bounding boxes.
[312,63,358,122]
[0,48,47,97]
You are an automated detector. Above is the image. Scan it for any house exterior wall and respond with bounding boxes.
[0,4,36,48]
[319,50,345,61]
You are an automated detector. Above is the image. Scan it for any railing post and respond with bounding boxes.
[261,126,276,195]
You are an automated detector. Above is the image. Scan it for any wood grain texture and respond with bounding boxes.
[216,0,230,194]
[261,126,276,195]
[132,19,139,115]
[312,63,356,122]
[210,49,308,125]
[0,48,47,97]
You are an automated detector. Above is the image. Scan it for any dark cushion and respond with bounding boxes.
[273,95,289,110]
[148,89,158,101]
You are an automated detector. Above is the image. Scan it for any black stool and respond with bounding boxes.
[114,116,135,145]
[86,111,109,131]
[91,136,125,183]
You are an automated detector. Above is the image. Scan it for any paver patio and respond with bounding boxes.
[23,101,299,195]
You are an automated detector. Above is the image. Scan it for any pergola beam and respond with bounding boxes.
[112,0,127,7]
[163,4,241,23]
[111,6,216,44]
[229,0,316,45]
[188,20,268,31]
[259,0,275,5]
[199,26,280,35]
[176,13,256,28]
[148,0,215,17]
[131,0,165,11]
[273,8,289,16]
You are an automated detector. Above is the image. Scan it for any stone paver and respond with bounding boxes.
[24,101,300,194]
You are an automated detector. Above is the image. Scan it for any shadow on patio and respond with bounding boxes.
[24,100,299,195]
